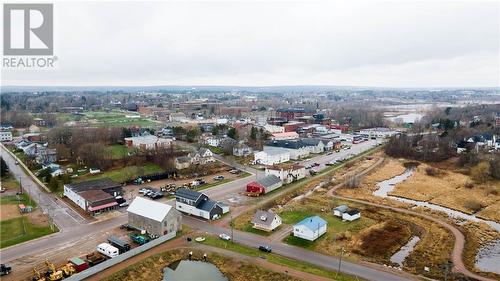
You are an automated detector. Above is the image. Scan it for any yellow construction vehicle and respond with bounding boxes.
[44,260,63,281]
[32,268,46,281]
[59,262,76,277]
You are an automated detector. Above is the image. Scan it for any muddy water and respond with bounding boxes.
[373,169,500,232]
[475,240,500,274]
[390,236,420,267]
[163,260,228,281]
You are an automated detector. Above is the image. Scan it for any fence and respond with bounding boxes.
[66,231,177,280]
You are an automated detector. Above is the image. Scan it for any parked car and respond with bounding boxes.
[219,233,231,241]
[213,175,224,180]
[229,169,240,174]
[0,188,5,193]
[258,245,272,253]
[326,160,336,166]
[119,202,129,207]
[151,192,164,200]
[139,188,149,194]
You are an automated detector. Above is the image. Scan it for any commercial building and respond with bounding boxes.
[63,178,123,216]
[253,147,290,165]
[0,131,13,142]
[271,132,299,140]
[127,197,182,236]
[359,127,398,138]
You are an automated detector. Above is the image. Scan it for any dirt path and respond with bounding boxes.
[328,158,496,281]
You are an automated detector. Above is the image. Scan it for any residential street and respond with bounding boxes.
[0,140,414,281]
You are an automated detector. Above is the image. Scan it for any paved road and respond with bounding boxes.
[184,216,414,281]
[0,145,87,230]
[1,140,413,281]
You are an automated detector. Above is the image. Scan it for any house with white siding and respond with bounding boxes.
[293,216,327,241]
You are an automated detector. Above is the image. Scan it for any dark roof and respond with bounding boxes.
[345,208,360,216]
[256,175,281,188]
[66,178,121,193]
[266,140,308,149]
[78,189,114,203]
[277,108,314,113]
[175,188,202,201]
[300,138,324,146]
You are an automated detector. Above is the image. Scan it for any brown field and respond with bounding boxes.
[0,204,21,221]
[353,220,411,259]
[101,248,300,281]
[390,163,500,221]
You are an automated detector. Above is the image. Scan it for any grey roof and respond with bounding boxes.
[256,175,281,188]
[66,178,121,193]
[300,138,324,146]
[334,205,349,212]
[176,156,191,163]
[197,199,218,212]
[262,146,289,155]
[251,210,278,227]
[175,188,202,201]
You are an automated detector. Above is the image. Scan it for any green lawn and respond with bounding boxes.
[197,236,362,281]
[240,221,275,236]
[0,193,38,208]
[106,144,131,159]
[280,209,375,250]
[83,110,158,128]
[0,217,58,248]
[76,163,164,183]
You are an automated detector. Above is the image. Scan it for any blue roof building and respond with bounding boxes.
[293,216,327,241]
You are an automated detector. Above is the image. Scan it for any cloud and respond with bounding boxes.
[3,1,499,87]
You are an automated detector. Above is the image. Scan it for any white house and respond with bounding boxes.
[293,216,327,241]
[265,164,306,184]
[175,188,226,220]
[190,148,215,164]
[124,135,172,150]
[254,147,290,165]
[333,205,348,217]
[204,136,224,147]
[251,210,282,232]
[300,138,327,154]
[0,131,13,142]
[342,208,361,221]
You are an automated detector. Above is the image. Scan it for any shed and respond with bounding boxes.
[69,257,89,272]
[333,205,349,217]
[342,208,361,221]
[246,175,282,195]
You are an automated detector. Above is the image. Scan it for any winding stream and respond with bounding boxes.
[475,240,500,274]
[373,169,500,232]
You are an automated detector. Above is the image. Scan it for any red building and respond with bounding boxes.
[283,121,305,132]
[330,124,350,133]
[277,108,314,121]
[246,175,282,195]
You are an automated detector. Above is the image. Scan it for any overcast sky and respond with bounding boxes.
[2,1,499,87]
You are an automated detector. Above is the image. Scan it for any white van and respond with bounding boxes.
[96,243,119,258]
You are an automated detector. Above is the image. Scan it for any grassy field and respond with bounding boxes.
[106,144,131,159]
[0,193,38,207]
[75,163,164,183]
[198,236,362,281]
[84,110,158,128]
[0,216,58,248]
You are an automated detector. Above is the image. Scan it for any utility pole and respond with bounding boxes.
[337,247,345,277]
[230,214,234,242]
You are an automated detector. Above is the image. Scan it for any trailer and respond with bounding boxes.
[96,243,119,258]
[107,235,131,254]
[69,257,89,272]
[85,252,107,267]
[129,233,150,245]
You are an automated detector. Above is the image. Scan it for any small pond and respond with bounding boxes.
[163,260,228,281]
[390,236,420,267]
[475,240,500,274]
